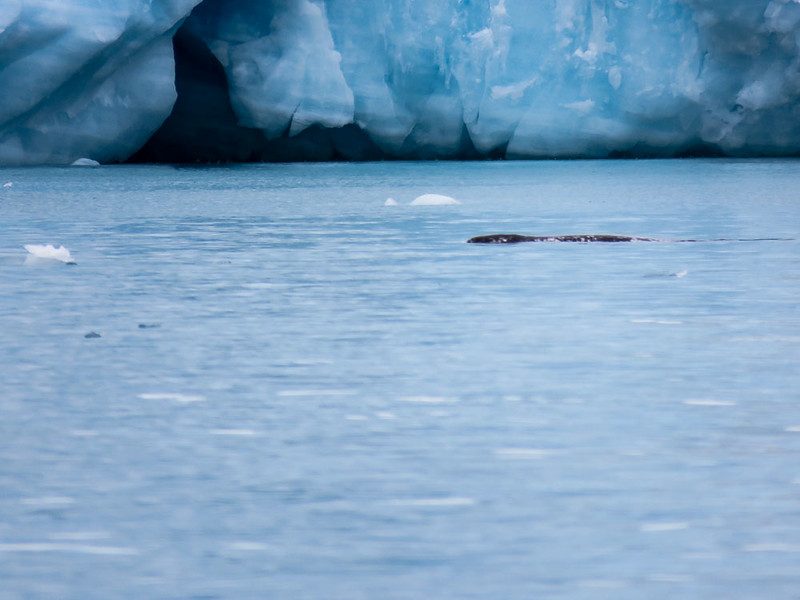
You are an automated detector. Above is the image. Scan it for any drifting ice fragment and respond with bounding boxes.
[24,244,76,264]
[70,158,100,167]
[410,194,460,206]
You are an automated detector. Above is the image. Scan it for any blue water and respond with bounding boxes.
[1,160,800,599]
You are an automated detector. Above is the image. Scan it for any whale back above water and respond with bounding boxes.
[466,234,795,244]
[467,234,660,244]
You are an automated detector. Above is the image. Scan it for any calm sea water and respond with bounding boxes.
[1,160,799,599]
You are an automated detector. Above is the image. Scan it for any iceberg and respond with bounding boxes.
[71,158,101,167]
[410,194,460,206]
[1,0,799,165]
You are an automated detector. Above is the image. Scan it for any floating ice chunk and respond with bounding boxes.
[24,244,76,264]
[410,194,460,206]
[384,198,398,206]
[70,158,100,167]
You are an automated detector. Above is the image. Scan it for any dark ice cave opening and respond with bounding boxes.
[127,25,267,164]
[128,17,389,164]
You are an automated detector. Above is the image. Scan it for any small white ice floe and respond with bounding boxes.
[384,198,398,206]
[70,158,100,167]
[24,244,76,264]
[410,193,460,206]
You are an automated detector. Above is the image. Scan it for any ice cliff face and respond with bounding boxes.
[0,0,202,165]
[2,0,800,165]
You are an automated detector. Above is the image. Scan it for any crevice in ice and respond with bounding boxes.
[128,23,267,163]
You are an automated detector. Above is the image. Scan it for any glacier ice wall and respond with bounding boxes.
[0,0,202,165]
[2,0,800,165]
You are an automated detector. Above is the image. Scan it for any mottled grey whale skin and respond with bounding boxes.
[467,234,796,244]
[467,233,660,244]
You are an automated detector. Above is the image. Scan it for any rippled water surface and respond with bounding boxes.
[1,160,800,599]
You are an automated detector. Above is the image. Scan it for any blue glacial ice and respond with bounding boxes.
[1,0,799,165]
